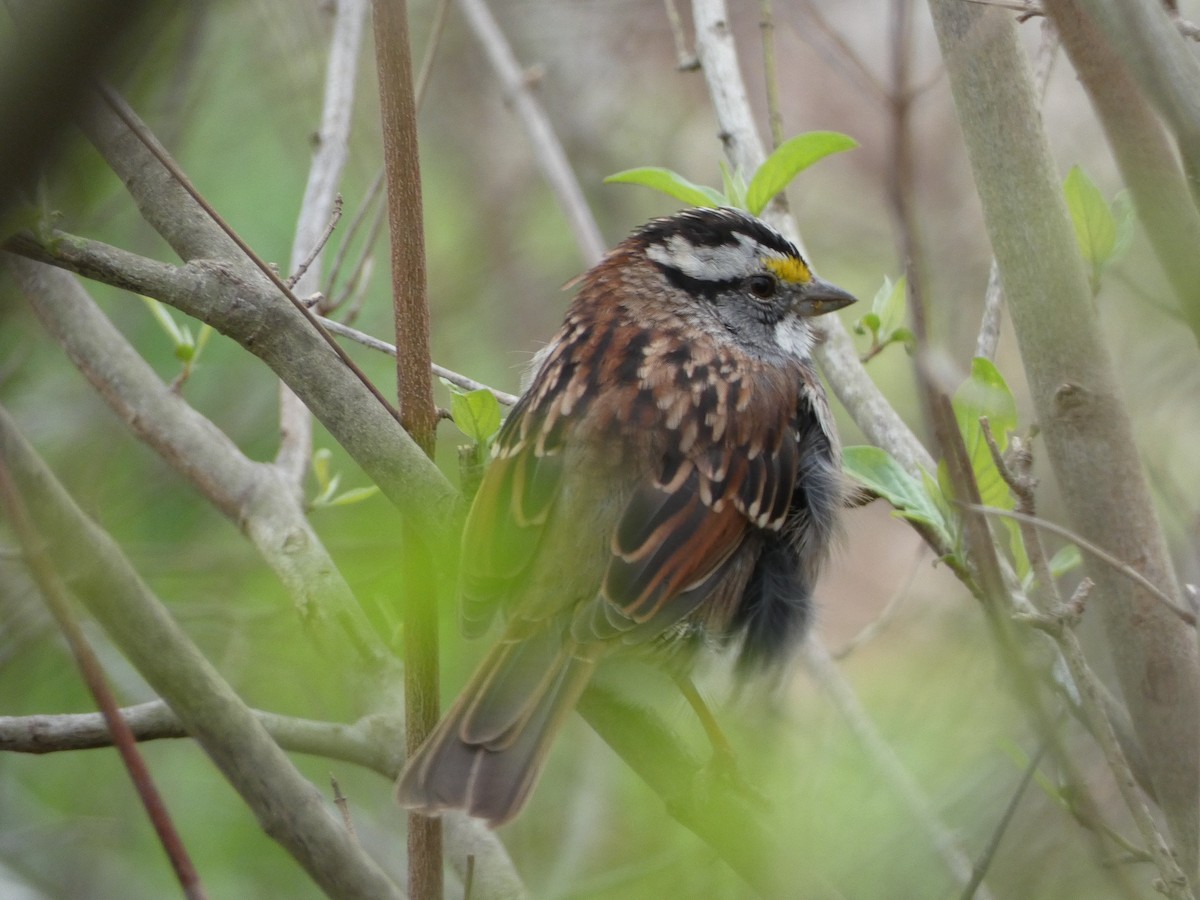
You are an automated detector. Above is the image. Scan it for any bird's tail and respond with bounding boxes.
[395,626,599,827]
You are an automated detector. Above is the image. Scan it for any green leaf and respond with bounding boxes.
[855,311,880,338]
[952,357,1017,513]
[843,446,954,550]
[327,486,380,507]
[141,296,188,346]
[604,168,725,208]
[312,448,333,491]
[1063,165,1116,283]
[450,388,502,446]
[1111,190,1135,264]
[719,160,747,209]
[874,275,906,341]
[745,131,858,215]
[1048,543,1082,579]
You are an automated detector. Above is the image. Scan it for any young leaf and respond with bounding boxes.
[1048,543,1083,579]
[451,388,502,446]
[842,445,954,550]
[745,131,858,215]
[1063,166,1116,288]
[952,357,1017,513]
[875,275,907,341]
[327,486,380,507]
[719,160,748,210]
[141,296,188,346]
[604,168,725,208]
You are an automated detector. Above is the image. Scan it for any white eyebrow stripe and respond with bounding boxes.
[645,232,782,282]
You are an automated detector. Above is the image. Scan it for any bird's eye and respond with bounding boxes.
[745,273,777,299]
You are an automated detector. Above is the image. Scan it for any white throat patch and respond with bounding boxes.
[773,316,815,360]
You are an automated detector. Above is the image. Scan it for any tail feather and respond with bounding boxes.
[396,633,599,827]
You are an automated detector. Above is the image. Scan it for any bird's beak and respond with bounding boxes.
[793,277,857,318]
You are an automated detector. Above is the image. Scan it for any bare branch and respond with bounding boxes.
[802,636,993,899]
[9,257,395,670]
[928,1,1200,874]
[457,0,607,266]
[0,460,206,900]
[0,407,405,899]
[690,0,935,477]
[5,231,463,555]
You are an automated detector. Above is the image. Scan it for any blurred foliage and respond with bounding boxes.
[1,0,1197,898]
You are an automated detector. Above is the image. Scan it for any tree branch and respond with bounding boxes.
[457,0,607,267]
[9,256,394,671]
[928,0,1200,878]
[277,0,371,487]
[690,0,935,477]
[0,406,405,899]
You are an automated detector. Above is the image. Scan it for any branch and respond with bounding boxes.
[1043,0,1200,347]
[457,0,607,267]
[690,0,935,477]
[1067,0,1200,205]
[928,0,1200,877]
[0,702,402,775]
[0,460,206,899]
[0,406,405,899]
[5,234,463,556]
[0,700,532,900]
[277,0,370,486]
[9,256,394,670]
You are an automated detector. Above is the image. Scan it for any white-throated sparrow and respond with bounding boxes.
[397,207,855,826]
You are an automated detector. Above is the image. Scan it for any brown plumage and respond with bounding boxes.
[396,208,855,826]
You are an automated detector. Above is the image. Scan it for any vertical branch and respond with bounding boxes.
[278,0,371,487]
[371,2,441,898]
[457,0,606,266]
[928,0,1200,878]
[373,0,438,452]
[1043,0,1200,346]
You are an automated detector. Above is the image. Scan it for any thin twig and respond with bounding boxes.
[317,316,520,406]
[371,2,443,894]
[802,636,992,899]
[0,457,207,900]
[960,740,1047,900]
[92,83,403,425]
[967,505,1196,626]
[457,0,606,266]
[287,196,344,289]
[331,776,360,842]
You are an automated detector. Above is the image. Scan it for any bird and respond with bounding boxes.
[396,207,856,827]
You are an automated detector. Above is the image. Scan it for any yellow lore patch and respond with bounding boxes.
[764,255,812,284]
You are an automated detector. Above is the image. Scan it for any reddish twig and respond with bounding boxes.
[0,455,206,899]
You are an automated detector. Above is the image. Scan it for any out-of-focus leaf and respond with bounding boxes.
[1063,165,1116,288]
[604,167,725,207]
[1048,543,1083,579]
